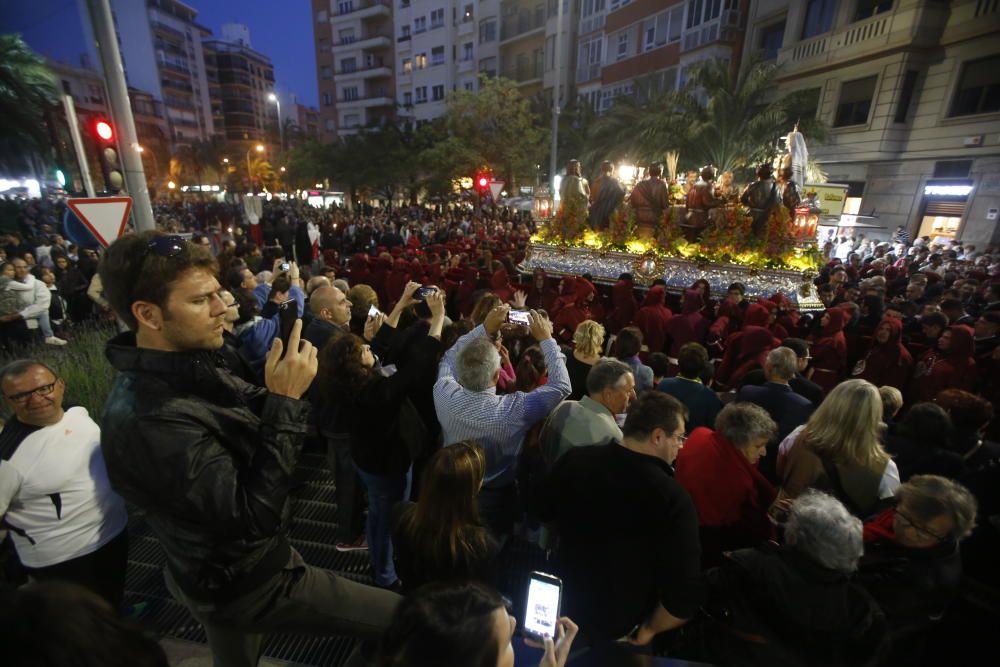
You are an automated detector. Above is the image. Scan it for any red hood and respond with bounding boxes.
[573,278,596,307]
[349,253,369,272]
[612,279,635,306]
[821,308,851,336]
[491,268,512,292]
[743,303,771,328]
[559,277,577,297]
[946,324,975,359]
[682,289,704,314]
[876,316,903,348]
[642,285,667,307]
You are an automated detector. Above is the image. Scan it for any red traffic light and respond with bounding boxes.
[95,120,114,142]
[477,176,489,188]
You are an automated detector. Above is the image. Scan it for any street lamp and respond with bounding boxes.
[247,144,265,194]
[268,93,283,153]
[136,145,159,180]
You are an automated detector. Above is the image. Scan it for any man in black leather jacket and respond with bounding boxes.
[98,231,398,667]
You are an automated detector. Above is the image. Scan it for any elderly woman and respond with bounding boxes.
[700,491,887,666]
[675,403,778,567]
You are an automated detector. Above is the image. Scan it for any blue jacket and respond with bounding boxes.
[657,377,722,432]
[734,382,814,442]
[235,315,280,367]
[253,284,305,317]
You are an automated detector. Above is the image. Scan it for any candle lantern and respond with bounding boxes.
[793,203,821,240]
[533,185,553,222]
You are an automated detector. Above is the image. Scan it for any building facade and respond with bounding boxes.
[743,0,1000,246]
[203,24,278,149]
[79,0,217,145]
[312,0,396,138]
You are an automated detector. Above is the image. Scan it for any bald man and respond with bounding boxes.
[302,285,352,350]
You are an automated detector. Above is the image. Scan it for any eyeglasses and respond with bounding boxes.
[896,508,948,543]
[5,381,58,404]
[669,432,687,446]
[143,235,187,259]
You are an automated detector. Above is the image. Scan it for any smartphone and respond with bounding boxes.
[278,298,298,358]
[523,571,562,642]
[414,286,437,301]
[507,309,531,326]
[368,304,382,318]
[280,262,291,272]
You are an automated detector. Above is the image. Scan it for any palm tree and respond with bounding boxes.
[0,35,59,176]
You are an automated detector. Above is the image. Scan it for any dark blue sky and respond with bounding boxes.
[0,0,319,107]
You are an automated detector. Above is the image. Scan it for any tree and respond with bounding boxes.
[583,56,828,179]
[0,35,59,176]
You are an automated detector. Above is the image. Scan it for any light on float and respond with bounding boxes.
[617,164,636,183]
[167,180,176,189]
[793,204,820,239]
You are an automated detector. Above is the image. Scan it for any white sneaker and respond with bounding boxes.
[45,336,68,346]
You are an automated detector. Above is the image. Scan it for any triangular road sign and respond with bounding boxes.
[66,197,132,248]
[489,181,505,201]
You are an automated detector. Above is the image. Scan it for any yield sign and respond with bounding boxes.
[66,197,132,248]
[489,181,505,201]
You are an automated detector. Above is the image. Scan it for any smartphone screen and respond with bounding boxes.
[507,309,531,327]
[368,304,382,318]
[524,572,561,641]
[415,286,436,301]
[278,299,298,358]
[280,262,291,272]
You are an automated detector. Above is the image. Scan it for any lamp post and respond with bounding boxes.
[268,93,284,153]
[246,144,264,194]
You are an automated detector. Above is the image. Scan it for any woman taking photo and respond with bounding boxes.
[392,442,498,594]
[565,320,604,400]
[775,379,899,518]
[317,286,446,590]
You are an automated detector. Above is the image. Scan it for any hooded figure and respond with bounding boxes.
[665,290,710,358]
[526,269,558,312]
[810,308,851,394]
[854,317,913,391]
[633,285,673,354]
[385,258,411,306]
[553,278,596,344]
[715,327,782,390]
[348,253,371,287]
[490,268,515,303]
[550,277,578,317]
[606,276,639,335]
[909,325,978,404]
[455,265,481,317]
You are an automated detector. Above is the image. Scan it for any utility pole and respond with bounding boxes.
[548,0,564,195]
[85,0,155,230]
[61,95,96,197]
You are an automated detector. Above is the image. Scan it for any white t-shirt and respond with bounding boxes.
[0,407,127,567]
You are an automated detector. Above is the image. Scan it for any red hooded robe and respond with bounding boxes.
[909,325,978,403]
[855,317,913,391]
[810,308,851,394]
[633,285,673,353]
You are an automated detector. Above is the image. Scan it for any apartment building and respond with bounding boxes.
[743,0,1000,246]
[203,24,278,149]
[79,0,216,145]
[312,0,396,138]
[497,0,579,107]
[396,1,500,123]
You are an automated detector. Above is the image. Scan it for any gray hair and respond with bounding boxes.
[585,358,633,395]
[332,278,350,294]
[255,270,272,285]
[897,475,978,541]
[785,490,863,573]
[715,402,777,446]
[765,346,798,381]
[0,359,59,386]
[456,337,501,392]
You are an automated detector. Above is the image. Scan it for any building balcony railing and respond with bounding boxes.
[338,93,395,107]
[152,21,185,40]
[458,58,475,73]
[332,31,392,53]
[159,60,192,76]
[161,78,193,94]
[333,0,392,19]
[500,15,546,43]
[155,39,186,58]
[502,64,543,85]
[576,62,600,84]
[337,63,393,80]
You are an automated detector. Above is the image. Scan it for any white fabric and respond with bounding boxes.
[0,407,127,567]
[777,425,900,500]
[9,274,51,329]
[787,130,808,187]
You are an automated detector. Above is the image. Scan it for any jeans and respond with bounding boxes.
[36,312,55,338]
[164,548,399,667]
[356,466,412,587]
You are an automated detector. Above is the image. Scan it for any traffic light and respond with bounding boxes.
[93,119,124,194]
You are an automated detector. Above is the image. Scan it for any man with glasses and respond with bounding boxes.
[97,231,398,667]
[859,474,977,660]
[0,359,127,607]
[533,391,703,646]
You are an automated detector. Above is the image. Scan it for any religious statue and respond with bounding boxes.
[588,161,625,230]
[628,162,670,231]
[740,164,780,236]
[684,166,722,241]
[782,122,809,189]
[559,159,590,211]
[684,170,699,196]
[716,170,736,202]
[778,166,802,217]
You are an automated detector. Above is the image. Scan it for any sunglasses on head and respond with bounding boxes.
[143,235,187,259]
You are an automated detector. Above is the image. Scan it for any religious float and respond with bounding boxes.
[520,133,833,309]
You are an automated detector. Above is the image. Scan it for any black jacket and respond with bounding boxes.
[101,332,310,602]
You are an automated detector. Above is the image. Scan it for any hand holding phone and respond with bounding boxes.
[277,299,299,359]
[523,572,562,643]
[507,308,531,326]
[414,286,438,301]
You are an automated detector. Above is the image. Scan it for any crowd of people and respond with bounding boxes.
[0,194,997,667]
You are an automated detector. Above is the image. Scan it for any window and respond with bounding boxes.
[463,4,474,22]
[337,2,354,15]
[687,0,722,29]
[415,53,427,69]
[834,76,877,127]
[316,9,327,22]
[325,118,335,131]
[403,91,413,105]
[949,55,1000,117]
[321,66,333,79]
[432,46,445,66]
[854,0,893,21]
[400,25,411,39]
[463,42,474,60]
[318,38,330,53]
[759,21,785,60]
[402,58,412,74]
[432,85,445,101]
[479,56,497,77]
[894,69,918,123]
[414,17,427,33]
[343,86,359,101]
[338,28,355,43]
[341,58,357,73]
[322,92,333,106]
[431,8,445,28]
[415,86,428,103]
[616,32,629,59]
[464,80,474,90]
[479,18,496,43]
[801,0,836,39]
[344,113,359,128]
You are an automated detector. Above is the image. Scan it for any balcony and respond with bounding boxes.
[576,62,600,84]
[338,93,395,107]
[500,14,546,44]
[776,6,944,76]
[159,60,192,77]
[681,10,741,53]
[161,78,192,93]
[332,31,392,54]
[458,19,474,36]
[502,64,543,85]
[333,0,391,20]
[458,58,475,73]
[337,63,393,81]
[152,21,185,40]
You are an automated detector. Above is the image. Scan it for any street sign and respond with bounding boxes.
[489,181,505,201]
[66,196,132,248]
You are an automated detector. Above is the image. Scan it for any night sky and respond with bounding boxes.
[0,0,319,107]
